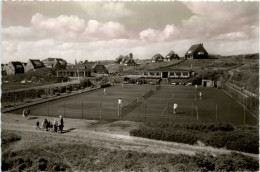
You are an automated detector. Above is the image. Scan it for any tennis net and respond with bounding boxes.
[143,90,154,99]
[122,98,138,115]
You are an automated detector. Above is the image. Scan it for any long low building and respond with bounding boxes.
[143,67,194,79]
[57,62,108,78]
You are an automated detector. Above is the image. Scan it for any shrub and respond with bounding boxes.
[38,158,48,171]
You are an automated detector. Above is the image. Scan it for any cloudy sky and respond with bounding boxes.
[2,1,259,64]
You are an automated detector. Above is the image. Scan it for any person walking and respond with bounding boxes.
[36,121,40,130]
[54,119,58,133]
[199,92,202,100]
[59,115,64,133]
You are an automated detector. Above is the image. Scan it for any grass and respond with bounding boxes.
[2,129,258,171]
[130,122,259,154]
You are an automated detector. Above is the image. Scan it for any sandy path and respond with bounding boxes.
[1,113,258,159]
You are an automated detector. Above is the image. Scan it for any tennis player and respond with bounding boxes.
[173,103,178,115]
[118,98,122,117]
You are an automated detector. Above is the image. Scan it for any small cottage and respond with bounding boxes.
[25,59,45,72]
[185,43,208,59]
[165,51,179,61]
[151,53,164,63]
[6,61,24,75]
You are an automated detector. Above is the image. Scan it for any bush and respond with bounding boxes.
[38,158,48,171]
[130,122,258,154]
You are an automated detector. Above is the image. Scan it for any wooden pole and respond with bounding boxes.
[192,103,193,116]
[14,92,16,107]
[244,105,246,126]
[82,101,83,119]
[48,100,49,116]
[216,104,218,123]
[196,106,198,121]
[64,101,65,117]
[99,100,102,121]
[145,103,146,122]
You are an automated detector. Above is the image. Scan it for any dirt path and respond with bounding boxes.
[2,113,258,159]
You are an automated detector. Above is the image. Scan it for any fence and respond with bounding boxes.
[223,83,259,116]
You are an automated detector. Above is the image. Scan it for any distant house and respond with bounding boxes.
[25,59,45,72]
[185,43,208,59]
[165,51,179,61]
[1,64,7,75]
[57,61,108,78]
[151,53,164,63]
[6,61,24,75]
[116,53,137,66]
[42,58,67,69]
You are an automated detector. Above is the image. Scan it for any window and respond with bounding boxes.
[156,72,160,76]
[188,50,192,54]
[176,72,181,76]
[150,72,154,76]
[144,72,148,76]
[183,72,189,76]
[170,72,175,76]
[198,51,204,55]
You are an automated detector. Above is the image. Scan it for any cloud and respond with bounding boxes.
[81,20,127,41]
[78,2,135,21]
[139,24,178,42]
[181,2,259,40]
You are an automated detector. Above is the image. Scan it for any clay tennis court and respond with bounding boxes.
[11,85,258,126]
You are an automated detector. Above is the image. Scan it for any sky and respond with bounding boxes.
[1,1,259,64]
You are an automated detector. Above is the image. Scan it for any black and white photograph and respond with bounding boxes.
[1,0,259,171]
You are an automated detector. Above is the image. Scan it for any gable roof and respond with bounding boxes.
[166,51,179,58]
[10,61,24,69]
[152,53,164,60]
[29,59,44,68]
[185,43,204,55]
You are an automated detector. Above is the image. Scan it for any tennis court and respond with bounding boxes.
[11,85,258,126]
[11,85,154,120]
[126,86,258,126]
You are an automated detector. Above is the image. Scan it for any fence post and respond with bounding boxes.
[243,105,246,126]
[192,103,193,116]
[196,106,198,121]
[64,101,65,118]
[144,103,146,122]
[82,101,83,119]
[167,102,169,116]
[14,93,16,107]
[48,100,49,116]
[99,100,102,121]
[216,104,218,123]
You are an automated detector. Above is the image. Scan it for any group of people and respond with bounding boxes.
[36,115,64,133]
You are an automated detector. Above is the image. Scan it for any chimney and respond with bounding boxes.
[129,53,133,59]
